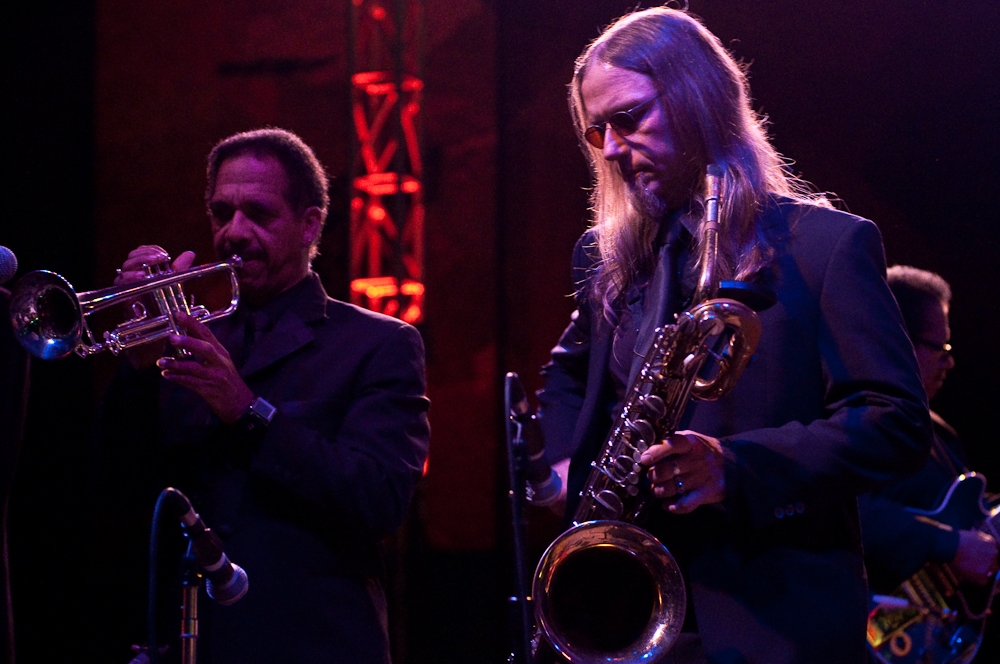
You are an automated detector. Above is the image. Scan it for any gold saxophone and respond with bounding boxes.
[532,165,762,663]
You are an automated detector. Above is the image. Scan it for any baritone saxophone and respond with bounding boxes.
[531,164,762,663]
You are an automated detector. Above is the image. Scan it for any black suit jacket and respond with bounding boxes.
[99,273,430,664]
[537,198,930,664]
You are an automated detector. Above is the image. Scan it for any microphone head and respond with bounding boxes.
[526,469,563,507]
[0,246,17,285]
[206,563,249,606]
[506,372,532,418]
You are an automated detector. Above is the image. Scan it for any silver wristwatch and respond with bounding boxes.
[240,396,276,432]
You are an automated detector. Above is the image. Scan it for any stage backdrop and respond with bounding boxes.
[5,1,998,663]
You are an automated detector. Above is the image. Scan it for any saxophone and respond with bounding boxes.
[532,165,762,663]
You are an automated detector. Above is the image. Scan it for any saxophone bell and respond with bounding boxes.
[533,521,686,662]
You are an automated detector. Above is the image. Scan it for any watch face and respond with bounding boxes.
[251,397,276,423]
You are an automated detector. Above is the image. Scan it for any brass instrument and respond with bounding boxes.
[9,255,241,360]
[532,165,762,662]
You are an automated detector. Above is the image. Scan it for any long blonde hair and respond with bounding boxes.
[570,7,827,320]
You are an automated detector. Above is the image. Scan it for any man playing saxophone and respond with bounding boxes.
[536,7,930,663]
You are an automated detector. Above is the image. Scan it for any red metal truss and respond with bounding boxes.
[349,1,424,324]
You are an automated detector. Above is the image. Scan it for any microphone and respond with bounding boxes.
[0,245,17,284]
[506,373,562,507]
[162,487,248,606]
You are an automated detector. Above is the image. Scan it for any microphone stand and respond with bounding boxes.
[131,539,203,664]
[505,372,533,664]
[179,545,201,664]
[140,489,206,664]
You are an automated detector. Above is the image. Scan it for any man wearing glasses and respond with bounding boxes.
[535,7,930,663]
[860,266,998,607]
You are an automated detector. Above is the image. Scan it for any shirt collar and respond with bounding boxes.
[239,272,320,331]
[656,205,699,249]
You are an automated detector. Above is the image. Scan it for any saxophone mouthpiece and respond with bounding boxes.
[704,164,723,230]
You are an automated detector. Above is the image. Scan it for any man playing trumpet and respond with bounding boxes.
[99,128,430,664]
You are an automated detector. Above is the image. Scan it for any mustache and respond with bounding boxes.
[220,245,263,263]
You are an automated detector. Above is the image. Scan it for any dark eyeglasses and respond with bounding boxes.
[584,95,659,149]
[913,338,952,354]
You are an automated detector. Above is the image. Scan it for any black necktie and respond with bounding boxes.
[231,311,265,369]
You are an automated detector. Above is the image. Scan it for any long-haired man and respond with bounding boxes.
[537,7,930,663]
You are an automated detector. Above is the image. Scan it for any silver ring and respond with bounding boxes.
[115,268,122,275]
[675,478,684,495]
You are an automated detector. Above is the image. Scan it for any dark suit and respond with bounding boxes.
[98,273,430,664]
[537,198,930,664]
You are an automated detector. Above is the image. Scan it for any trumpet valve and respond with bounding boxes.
[144,259,172,277]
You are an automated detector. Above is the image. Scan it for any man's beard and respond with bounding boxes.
[626,178,668,220]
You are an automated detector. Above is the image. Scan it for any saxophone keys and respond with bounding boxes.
[639,393,666,420]
[593,489,624,517]
[624,466,643,485]
[696,312,725,336]
[609,455,639,483]
[627,418,656,449]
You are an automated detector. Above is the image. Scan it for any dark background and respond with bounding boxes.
[4,1,998,662]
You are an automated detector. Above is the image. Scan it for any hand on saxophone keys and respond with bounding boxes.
[641,430,727,514]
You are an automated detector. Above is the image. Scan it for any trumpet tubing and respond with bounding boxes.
[8,255,241,360]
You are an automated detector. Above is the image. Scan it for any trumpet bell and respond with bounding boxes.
[10,270,86,360]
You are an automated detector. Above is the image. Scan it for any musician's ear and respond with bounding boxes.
[300,207,323,248]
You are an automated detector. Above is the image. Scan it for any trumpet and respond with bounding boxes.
[8,255,241,360]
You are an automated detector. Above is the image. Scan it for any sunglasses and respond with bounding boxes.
[584,95,659,149]
[914,337,953,355]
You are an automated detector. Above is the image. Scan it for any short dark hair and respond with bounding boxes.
[205,128,330,220]
[887,265,952,338]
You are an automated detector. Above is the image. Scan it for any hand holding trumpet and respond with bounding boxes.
[156,310,254,425]
[114,245,196,288]
[115,245,196,369]
[115,245,253,424]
